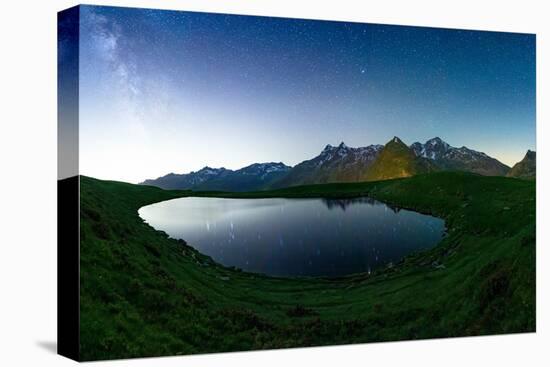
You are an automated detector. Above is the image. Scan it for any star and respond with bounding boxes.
[74,5,535,182]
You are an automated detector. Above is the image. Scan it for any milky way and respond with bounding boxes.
[69,5,536,183]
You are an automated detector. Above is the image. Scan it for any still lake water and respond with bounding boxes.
[138,197,445,277]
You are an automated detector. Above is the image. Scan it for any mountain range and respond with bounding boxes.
[410,137,510,176]
[140,162,290,191]
[272,142,383,187]
[140,136,534,191]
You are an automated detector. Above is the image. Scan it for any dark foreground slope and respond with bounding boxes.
[80,172,535,360]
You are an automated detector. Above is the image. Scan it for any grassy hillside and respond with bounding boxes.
[79,172,535,360]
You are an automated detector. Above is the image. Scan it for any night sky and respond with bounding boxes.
[74,5,536,183]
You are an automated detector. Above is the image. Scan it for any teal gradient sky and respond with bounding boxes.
[74,6,536,183]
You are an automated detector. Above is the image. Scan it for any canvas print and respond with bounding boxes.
[58,5,536,361]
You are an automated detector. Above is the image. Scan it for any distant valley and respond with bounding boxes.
[141,136,534,191]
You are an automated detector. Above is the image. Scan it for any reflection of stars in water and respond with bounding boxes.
[173,196,447,277]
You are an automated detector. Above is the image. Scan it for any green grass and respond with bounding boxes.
[79,171,535,360]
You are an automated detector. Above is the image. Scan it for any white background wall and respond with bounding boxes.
[0,0,547,366]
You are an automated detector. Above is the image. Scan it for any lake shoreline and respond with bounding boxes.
[138,195,446,279]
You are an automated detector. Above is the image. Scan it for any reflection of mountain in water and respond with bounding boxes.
[322,197,401,213]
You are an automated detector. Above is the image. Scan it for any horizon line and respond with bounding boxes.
[137,135,534,181]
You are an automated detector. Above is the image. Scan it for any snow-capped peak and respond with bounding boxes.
[391,136,403,144]
[197,166,226,175]
[426,137,450,149]
[238,162,291,176]
[322,144,334,153]
[259,162,290,172]
[315,142,383,168]
[410,137,452,160]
